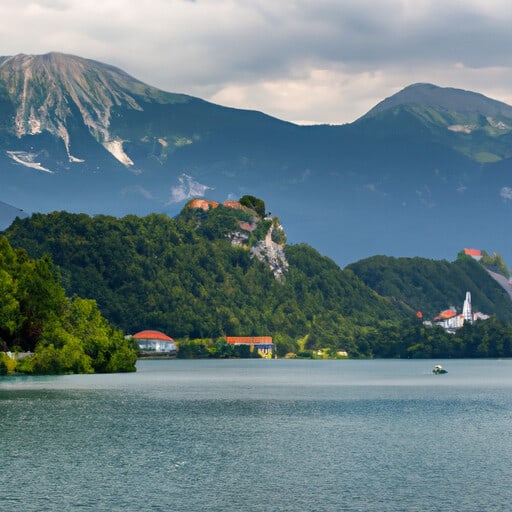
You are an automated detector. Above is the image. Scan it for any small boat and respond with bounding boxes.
[433,364,447,375]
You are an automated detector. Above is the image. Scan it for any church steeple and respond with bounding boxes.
[462,291,473,324]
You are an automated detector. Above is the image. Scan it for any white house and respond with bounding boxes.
[132,330,178,354]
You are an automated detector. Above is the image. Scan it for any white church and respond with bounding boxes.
[434,291,490,332]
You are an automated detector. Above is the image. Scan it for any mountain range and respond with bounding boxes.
[1,52,511,268]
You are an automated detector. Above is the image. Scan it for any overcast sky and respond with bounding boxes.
[2,0,512,124]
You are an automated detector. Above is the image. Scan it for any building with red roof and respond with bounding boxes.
[226,336,275,358]
[464,248,482,260]
[223,200,244,210]
[186,199,219,211]
[434,308,457,321]
[132,330,178,354]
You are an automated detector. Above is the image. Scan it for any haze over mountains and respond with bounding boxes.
[0,52,511,268]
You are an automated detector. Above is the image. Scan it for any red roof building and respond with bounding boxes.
[464,248,482,260]
[226,336,273,345]
[133,330,177,353]
[226,336,275,358]
[223,200,244,210]
[434,309,457,321]
[186,199,219,211]
[133,330,173,341]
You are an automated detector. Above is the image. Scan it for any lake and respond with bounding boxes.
[1,359,512,511]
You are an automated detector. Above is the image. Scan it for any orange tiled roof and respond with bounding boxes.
[187,199,219,211]
[434,309,457,321]
[464,248,481,257]
[223,200,244,210]
[226,336,273,345]
[133,330,174,341]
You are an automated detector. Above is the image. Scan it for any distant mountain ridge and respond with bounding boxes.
[0,52,511,269]
[358,82,512,163]
[363,82,512,118]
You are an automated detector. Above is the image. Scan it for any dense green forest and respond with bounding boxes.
[3,206,407,357]
[347,254,512,321]
[3,199,512,359]
[0,237,138,375]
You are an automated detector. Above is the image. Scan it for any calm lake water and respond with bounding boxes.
[1,359,512,512]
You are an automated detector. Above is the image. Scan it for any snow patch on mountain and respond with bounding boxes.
[103,140,134,166]
[6,151,53,173]
[448,124,473,134]
[486,117,510,130]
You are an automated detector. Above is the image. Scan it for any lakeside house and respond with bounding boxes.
[132,330,178,355]
[225,336,275,358]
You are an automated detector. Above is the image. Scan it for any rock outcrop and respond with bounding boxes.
[250,220,288,280]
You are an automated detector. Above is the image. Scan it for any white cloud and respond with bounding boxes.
[209,67,390,124]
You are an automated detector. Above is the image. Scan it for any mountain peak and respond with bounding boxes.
[0,52,188,165]
[356,82,512,163]
[361,82,512,120]
[3,52,105,73]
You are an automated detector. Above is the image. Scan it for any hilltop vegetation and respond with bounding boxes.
[0,237,137,375]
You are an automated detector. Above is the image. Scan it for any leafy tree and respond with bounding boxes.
[0,236,137,374]
[30,344,65,375]
[239,195,266,218]
[0,268,19,337]
[0,352,16,375]
[16,255,68,351]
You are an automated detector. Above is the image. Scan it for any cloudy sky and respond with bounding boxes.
[2,0,512,124]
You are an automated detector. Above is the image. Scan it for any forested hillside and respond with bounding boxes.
[347,255,512,321]
[4,201,512,359]
[3,205,407,356]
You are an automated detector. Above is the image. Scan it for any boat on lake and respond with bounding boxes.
[433,364,447,375]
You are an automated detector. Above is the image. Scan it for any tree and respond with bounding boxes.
[0,268,20,338]
[239,195,266,218]
[17,255,68,351]
[63,297,136,373]
[0,236,137,374]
